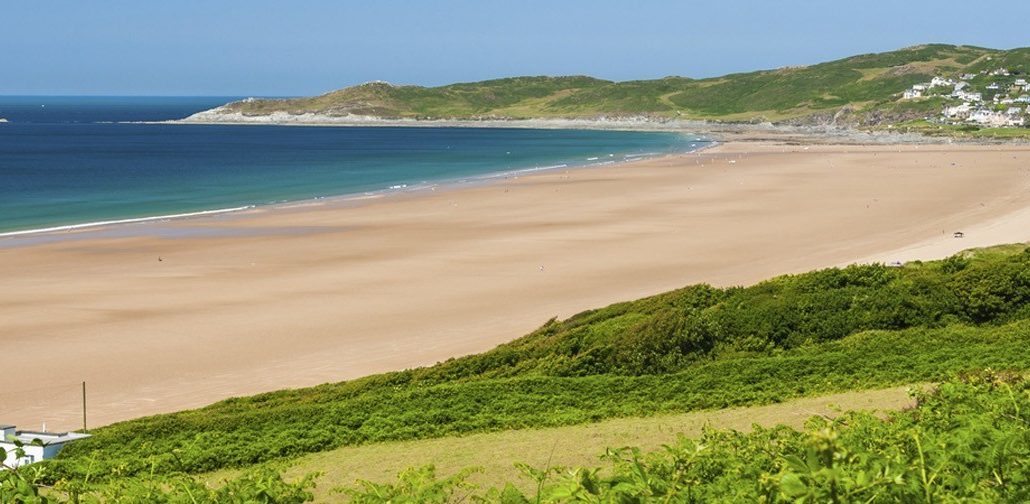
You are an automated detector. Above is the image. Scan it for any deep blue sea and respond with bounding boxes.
[0,96,707,235]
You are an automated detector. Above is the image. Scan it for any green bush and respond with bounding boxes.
[2,465,315,504]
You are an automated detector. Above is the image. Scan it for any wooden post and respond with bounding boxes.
[82,381,87,433]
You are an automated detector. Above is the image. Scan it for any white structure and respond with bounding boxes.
[930,76,954,88]
[1016,79,1028,86]
[954,91,982,102]
[943,103,974,119]
[987,82,1001,90]
[903,83,930,99]
[967,109,1024,127]
[968,109,1001,126]
[1,425,90,468]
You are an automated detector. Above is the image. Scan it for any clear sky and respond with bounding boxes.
[5,0,1029,96]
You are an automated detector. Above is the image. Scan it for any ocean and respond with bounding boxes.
[0,96,707,235]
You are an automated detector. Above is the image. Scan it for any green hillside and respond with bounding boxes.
[343,372,1030,502]
[210,44,1030,124]
[250,386,915,499]
[2,243,1015,501]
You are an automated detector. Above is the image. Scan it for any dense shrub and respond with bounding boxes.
[0,463,315,503]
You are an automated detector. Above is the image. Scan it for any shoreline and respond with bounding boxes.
[0,140,714,242]
[4,140,1030,430]
[0,205,256,239]
[171,113,701,132]
[169,108,1030,145]
[172,113,934,142]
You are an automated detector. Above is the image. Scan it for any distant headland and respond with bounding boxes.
[179,44,1030,139]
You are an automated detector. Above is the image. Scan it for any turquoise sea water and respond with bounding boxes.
[0,97,708,235]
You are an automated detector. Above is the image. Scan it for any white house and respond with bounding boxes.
[903,88,923,99]
[929,76,954,88]
[1,425,90,468]
[967,109,1024,127]
[954,91,983,102]
[968,109,1004,126]
[1015,79,1028,86]
[987,82,1001,90]
[943,103,973,119]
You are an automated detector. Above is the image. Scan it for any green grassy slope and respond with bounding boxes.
[211,386,915,500]
[217,44,1029,124]
[344,372,1030,502]
[47,244,1030,483]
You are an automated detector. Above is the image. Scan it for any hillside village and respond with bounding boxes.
[901,65,1030,127]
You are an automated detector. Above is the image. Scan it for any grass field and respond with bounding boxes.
[207,386,915,501]
[338,372,1030,502]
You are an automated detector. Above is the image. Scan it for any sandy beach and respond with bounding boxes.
[3,141,1030,430]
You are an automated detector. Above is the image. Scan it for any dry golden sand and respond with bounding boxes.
[2,142,1029,429]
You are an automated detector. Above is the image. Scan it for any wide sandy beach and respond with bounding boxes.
[3,141,1030,429]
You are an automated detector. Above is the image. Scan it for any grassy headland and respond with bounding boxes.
[195,44,1030,129]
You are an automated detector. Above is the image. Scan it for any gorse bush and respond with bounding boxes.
[345,371,1030,502]
[1,443,51,503]
[81,469,316,504]
[0,462,315,504]
[417,247,1030,379]
[47,246,1030,485]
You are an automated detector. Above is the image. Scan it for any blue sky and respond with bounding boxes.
[5,0,1029,96]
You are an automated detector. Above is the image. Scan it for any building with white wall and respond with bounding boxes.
[1,425,90,468]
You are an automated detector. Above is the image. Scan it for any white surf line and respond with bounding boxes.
[0,206,256,238]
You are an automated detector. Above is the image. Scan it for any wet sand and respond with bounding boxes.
[2,141,1029,429]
